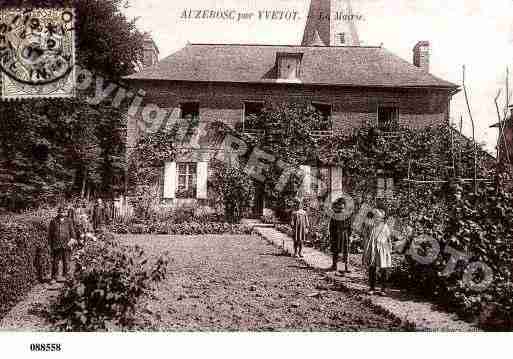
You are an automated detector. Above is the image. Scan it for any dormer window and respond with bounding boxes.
[276,52,303,82]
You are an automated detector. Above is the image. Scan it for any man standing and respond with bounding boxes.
[92,198,108,232]
[48,206,76,282]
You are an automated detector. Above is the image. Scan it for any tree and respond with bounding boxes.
[0,0,144,210]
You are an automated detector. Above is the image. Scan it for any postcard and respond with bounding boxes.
[0,0,511,357]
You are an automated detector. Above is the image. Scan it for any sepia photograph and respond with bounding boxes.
[0,0,512,356]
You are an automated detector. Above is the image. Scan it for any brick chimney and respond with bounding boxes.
[413,41,430,72]
[142,33,159,68]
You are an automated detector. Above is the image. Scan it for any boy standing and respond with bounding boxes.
[329,198,352,272]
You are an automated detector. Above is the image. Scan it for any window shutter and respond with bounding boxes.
[331,166,343,194]
[300,165,311,195]
[163,162,176,199]
[160,166,165,200]
[196,161,208,199]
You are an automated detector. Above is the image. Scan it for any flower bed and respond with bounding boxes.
[108,221,252,236]
[0,211,53,319]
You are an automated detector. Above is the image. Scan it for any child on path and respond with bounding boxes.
[362,209,393,295]
[328,198,352,272]
[76,201,94,247]
[290,201,309,258]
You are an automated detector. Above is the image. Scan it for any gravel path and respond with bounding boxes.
[120,234,407,331]
[255,227,479,331]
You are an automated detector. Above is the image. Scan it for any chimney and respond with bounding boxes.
[142,33,159,68]
[413,41,430,72]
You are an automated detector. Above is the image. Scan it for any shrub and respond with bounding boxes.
[0,212,51,319]
[108,220,252,236]
[48,233,168,331]
[209,160,255,223]
[389,182,513,330]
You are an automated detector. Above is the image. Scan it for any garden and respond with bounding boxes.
[1,98,512,331]
[199,101,511,330]
[126,100,513,330]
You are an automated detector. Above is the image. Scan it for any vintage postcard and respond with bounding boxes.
[0,0,512,357]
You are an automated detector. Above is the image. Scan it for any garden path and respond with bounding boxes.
[121,234,407,330]
[1,234,406,331]
[0,283,59,331]
[1,229,479,331]
[253,226,479,331]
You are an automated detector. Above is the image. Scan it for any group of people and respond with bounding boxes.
[291,198,393,295]
[47,198,109,283]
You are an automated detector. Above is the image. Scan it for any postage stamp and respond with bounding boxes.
[0,7,75,100]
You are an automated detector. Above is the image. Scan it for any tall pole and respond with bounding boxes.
[495,89,502,161]
[450,118,456,178]
[462,65,477,194]
[506,67,509,119]
[458,115,464,177]
[498,69,512,167]
[502,68,510,162]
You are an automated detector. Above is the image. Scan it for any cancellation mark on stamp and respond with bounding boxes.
[0,7,75,100]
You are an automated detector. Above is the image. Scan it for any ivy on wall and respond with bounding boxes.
[129,100,494,219]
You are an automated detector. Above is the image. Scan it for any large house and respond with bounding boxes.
[125,0,459,214]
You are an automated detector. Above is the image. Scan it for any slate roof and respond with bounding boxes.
[125,43,458,90]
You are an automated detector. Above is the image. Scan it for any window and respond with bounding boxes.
[377,106,399,131]
[176,162,197,198]
[243,101,264,130]
[376,177,394,199]
[312,102,332,130]
[311,167,330,197]
[180,102,199,120]
[277,53,303,81]
[337,32,346,44]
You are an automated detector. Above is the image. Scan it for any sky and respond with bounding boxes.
[123,0,513,154]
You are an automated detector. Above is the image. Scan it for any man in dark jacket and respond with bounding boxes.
[48,206,76,282]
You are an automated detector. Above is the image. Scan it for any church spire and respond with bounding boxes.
[301,0,361,47]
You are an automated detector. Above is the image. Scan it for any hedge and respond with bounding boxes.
[108,221,253,236]
[0,212,52,319]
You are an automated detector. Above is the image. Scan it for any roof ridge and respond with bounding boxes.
[188,43,382,48]
[126,43,458,89]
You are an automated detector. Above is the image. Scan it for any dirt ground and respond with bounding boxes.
[120,234,408,331]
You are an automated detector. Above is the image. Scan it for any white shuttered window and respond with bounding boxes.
[163,162,177,199]
[196,162,208,199]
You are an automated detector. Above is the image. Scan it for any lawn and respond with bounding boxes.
[119,234,406,331]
